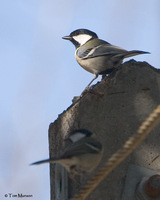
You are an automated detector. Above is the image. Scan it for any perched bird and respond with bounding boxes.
[31,129,103,176]
[62,29,149,87]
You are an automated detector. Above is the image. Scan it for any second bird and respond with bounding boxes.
[63,29,149,87]
[31,129,103,178]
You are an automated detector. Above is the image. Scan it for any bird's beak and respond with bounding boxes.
[62,36,72,40]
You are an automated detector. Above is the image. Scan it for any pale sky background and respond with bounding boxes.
[0,0,159,200]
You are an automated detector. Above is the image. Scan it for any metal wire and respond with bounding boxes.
[73,105,160,200]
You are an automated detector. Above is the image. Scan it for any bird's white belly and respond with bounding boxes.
[76,55,117,75]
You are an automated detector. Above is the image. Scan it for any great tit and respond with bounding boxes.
[31,129,103,176]
[62,29,149,87]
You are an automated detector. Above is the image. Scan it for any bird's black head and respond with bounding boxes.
[62,29,98,48]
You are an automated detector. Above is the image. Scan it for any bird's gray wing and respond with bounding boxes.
[61,138,102,158]
[82,44,128,59]
[76,39,112,58]
[31,139,102,165]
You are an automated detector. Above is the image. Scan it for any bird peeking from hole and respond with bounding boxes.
[31,129,103,178]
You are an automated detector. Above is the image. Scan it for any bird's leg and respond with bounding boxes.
[80,74,98,95]
[87,74,99,88]
[71,74,99,105]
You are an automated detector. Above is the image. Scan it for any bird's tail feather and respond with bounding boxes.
[124,50,150,58]
[31,158,56,165]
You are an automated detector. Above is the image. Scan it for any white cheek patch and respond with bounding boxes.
[73,34,92,46]
[69,132,86,142]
